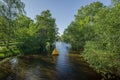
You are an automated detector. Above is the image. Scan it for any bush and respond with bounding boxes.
[83,41,120,79]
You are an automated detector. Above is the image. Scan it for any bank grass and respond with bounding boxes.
[0,57,12,64]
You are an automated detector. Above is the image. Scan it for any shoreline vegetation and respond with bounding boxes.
[0,0,120,80]
[62,1,120,80]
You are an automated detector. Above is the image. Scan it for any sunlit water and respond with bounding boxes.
[0,42,101,80]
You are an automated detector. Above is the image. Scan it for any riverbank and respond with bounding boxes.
[0,57,12,64]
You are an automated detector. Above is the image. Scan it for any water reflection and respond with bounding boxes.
[10,58,18,69]
[25,66,41,80]
[55,41,71,54]
[54,42,73,80]
[0,42,101,80]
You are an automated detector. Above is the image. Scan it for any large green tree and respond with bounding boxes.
[14,10,58,54]
[62,2,103,51]
[35,10,58,54]
[63,1,120,79]
[83,4,120,78]
[0,0,25,52]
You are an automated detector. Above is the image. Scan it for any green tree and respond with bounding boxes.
[63,2,103,51]
[14,10,58,55]
[0,0,25,53]
[63,1,120,79]
[35,10,58,54]
[14,14,39,54]
[83,1,120,79]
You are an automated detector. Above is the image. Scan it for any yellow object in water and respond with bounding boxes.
[52,49,59,56]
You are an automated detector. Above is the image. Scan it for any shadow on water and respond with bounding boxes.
[0,42,101,80]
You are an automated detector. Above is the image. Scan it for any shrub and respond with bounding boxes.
[83,41,120,79]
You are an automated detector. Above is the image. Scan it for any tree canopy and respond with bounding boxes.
[62,1,120,79]
[0,0,58,56]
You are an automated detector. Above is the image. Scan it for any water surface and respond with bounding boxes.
[0,42,101,80]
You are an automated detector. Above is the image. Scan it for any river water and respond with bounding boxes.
[0,42,101,80]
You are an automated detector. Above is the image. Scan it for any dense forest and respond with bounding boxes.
[62,0,120,79]
[0,0,120,80]
[0,0,58,57]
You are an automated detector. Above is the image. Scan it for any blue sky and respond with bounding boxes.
[21,0,111,35]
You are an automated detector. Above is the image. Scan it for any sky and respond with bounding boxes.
[21,0,111,35]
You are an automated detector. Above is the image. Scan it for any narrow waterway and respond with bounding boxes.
[0,42,101,80]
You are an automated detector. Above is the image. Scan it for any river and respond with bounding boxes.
[0,42,101,80]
